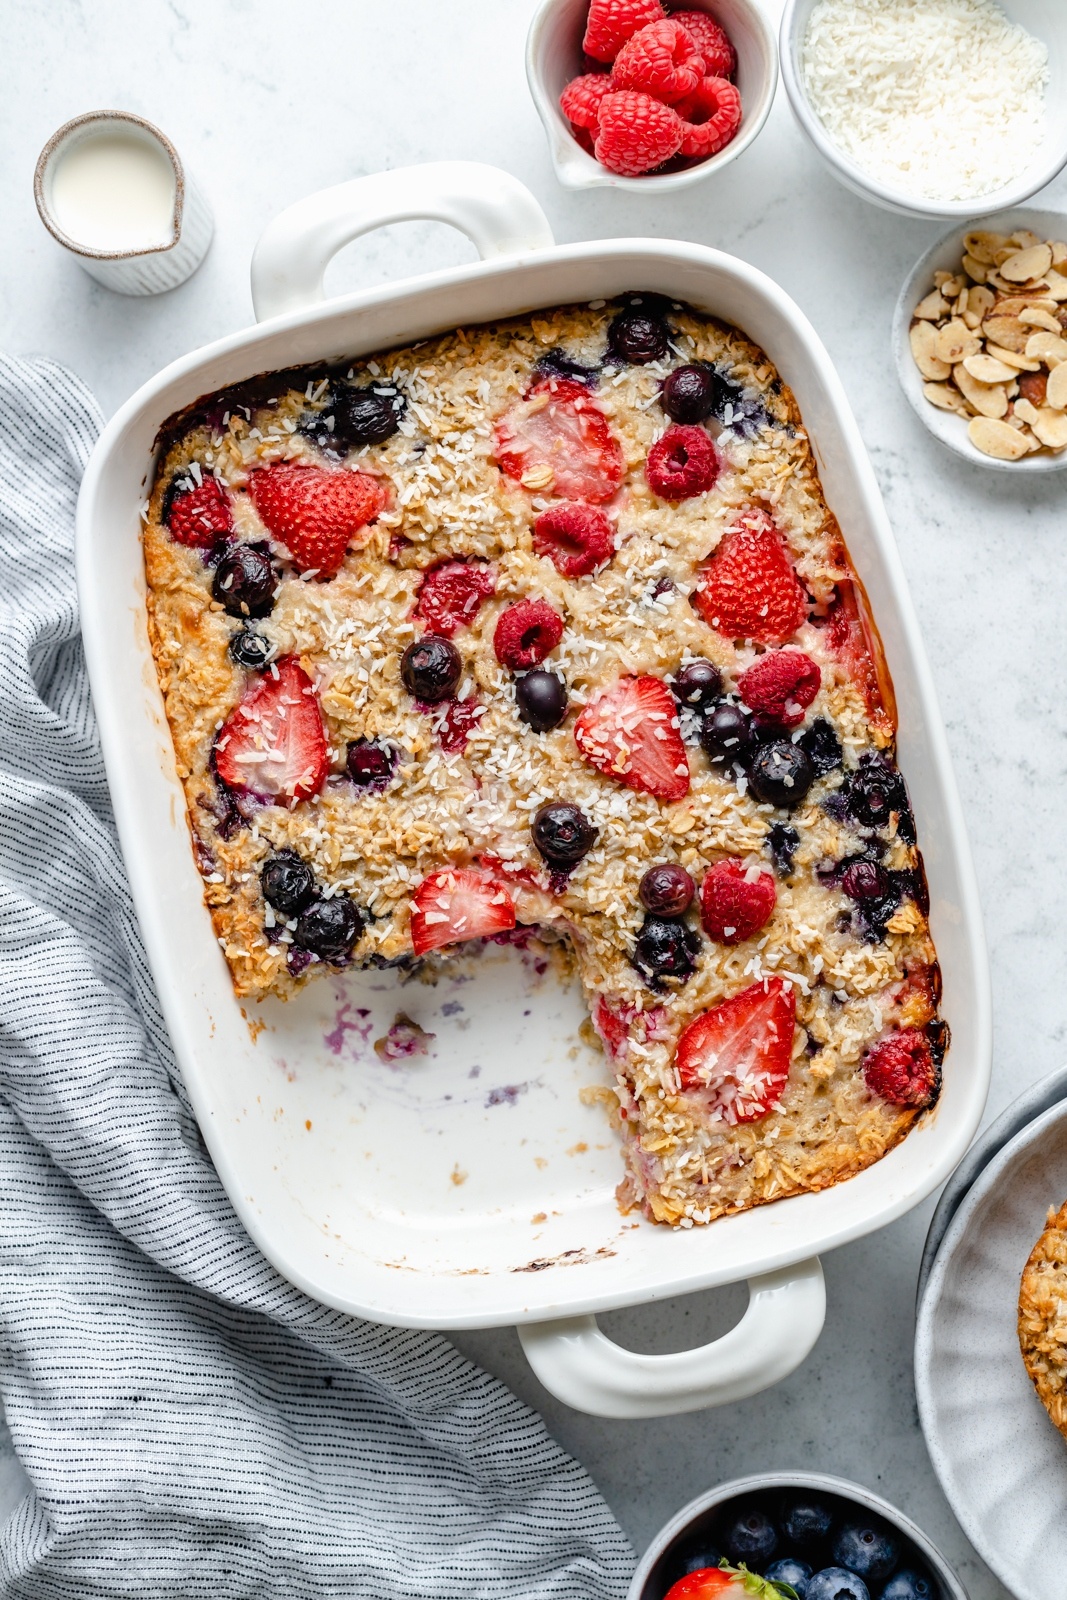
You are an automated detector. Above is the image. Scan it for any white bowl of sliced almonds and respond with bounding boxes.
[894,208,1067,470]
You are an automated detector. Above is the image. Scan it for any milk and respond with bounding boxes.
[50,130,176,252]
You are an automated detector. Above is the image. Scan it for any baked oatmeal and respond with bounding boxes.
[1019,1200,1067,1439]
[143,293,947,1228]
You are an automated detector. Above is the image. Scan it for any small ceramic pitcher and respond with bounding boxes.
[34,110,213,295]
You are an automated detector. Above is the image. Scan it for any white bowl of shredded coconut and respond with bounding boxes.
[780,0,1067,218]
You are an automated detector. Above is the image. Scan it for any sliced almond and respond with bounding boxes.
[994,295,1058,317]
[922,381,970,415]
[933,270,952,288]
[935,319,981,364]
[1011,230,1043,250]
[1045,269,1067,302]
[968,416,1030,459]
[910,321,951,380]
[1053,242,1067,266]
[983,314,1031,353]
[954,364,1008,418]
[1030,408,1067,450]
[966,284,996,322]
[941,274,965,299]
[964,231,1009,265]
[954,287,969,318]
[1013,397,1041,427]
[1019,307,1063,333]
[1025,331,1067,365]
[961,253,988,284]
[914,289,950,321]
[963,352,1018,383]
[1046,362,1067,409]
[984,341,1041,372]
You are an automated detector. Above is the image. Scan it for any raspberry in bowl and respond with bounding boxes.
[527,0,778,190]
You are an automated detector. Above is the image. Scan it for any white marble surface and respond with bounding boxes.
[3,1,1067,1595]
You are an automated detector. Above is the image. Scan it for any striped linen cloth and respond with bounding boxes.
[0,354,633,1599]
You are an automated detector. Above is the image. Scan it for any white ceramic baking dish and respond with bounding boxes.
[77,161,991,1418]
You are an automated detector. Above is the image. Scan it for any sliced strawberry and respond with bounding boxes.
[410,867,516,956]
[163,472,233,548]
[574,675,689,801]
[693,507,808,645]
[675,977,796,1124]
[493,378,624,504]
[437,697,485,754]
[823,577,895,739]
[248,462,386,579]
[593,995,669,1062]
[214,657,328,805]
[414,559,495,636]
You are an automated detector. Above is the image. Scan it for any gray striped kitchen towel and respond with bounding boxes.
[0,353,634,1600]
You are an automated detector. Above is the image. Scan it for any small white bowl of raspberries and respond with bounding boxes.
[527,0,778,189]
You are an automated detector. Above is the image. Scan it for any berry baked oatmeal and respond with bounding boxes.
[1019,1200,1067,1441]
[144,293,947,1228]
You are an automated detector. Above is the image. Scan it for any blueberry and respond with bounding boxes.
[780,1499,835,1549]
[401,636,462,703]
[534,347,599,386]
[346,738,395,788]
[293,895,363,962]
[724,1505,778,1567]
[806,1569,870,1600]
[639,863,695,917]
[261,850,316,917]
[799,718,842,777]
[880,1570,934,1600]
[670,658,723,709]
[335,383,406,446]
[674,1545,724,1577]
[845,754,913,840]
[228,627,275,671]
[767,1557,813,1596]
[532,802,598,868]
[926,1018,950,1066]
[607,307,670,365]
[661,363,719,424]
[211,541,278,618]
[831,1522,899,1584]
[747,741,816,809]
[841,860,889,901]
[516,670,568,732]
[632,915,700,986]
[701,702,754,765]
[768,822,800,878]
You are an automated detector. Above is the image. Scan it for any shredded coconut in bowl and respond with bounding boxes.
[801,0,1049,203]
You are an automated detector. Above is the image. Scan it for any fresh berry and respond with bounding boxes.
[532,801,598,868]
[767,822,800,878]
[671,10,737,77]
[261,850,316,917]
[607,305,671,364]
[533,503,614,577]
[844,752,912,835]
[438,697,484,753]
[346,738,396,788]
[881,1571,934,1600]
[334,382,405,446]
[561,72,614,131]
[516,670,568,731]
[410,867,516,955]
[664,1566,782,1600]
[594,90,684,176]
[611,18,703,101]
[293,895,363,962]
[700,857,776,943]
[661,363,717,424]
[639,862,695,916]
[863,1030,940,1109]
[841,859,888,901]
[675,75,742,159]
[401,636,462,703]
[633,915,700,985]
[799,717,842,776]
[693,508,808,643]
[670,658,723,708]
[248,462,385,578]
[163,473,233,547]
[593,994,670,1061]
[806,1570,870,1600]
[414,558,495,635]
[738,649,821,728]
[534,347,600,386]
[766,1558,812,1596]
[228,627,275,671]
[781,1498,834,1549]
[575,675,690,801]
[823,580,892,737]
[494,378,624,502]
[675,977,796,1123]
[583,0,665,62]
[494,599,564,671]
[647,424,720,499]
[673,1546,724,1579]
[724,1505,778,1566]
[212,541,278,618]
[214,657,328,804]
[702,703,755,769]
[831,1524,899,1585]
[747,740,816,808]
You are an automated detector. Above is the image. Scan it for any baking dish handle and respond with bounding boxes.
[250,161,555,322]
[517,1257,825,1418]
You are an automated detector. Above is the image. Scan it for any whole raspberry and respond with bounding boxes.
[162,473,233,548]
[533,503,615,577]
[611,19,704,104]
[494,599,564,671]
[594,91,684,176]
[737,650,821,728]
[671,10,737,77]
[863,1030,940,1109]
[700,858,776,944]
[646,424,720,498]
[583,0,665,63]
[414,558,495,636]
[560,73,613,132]
[675,75,742,159]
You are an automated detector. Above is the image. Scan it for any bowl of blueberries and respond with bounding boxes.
[628,1472,966,1600]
